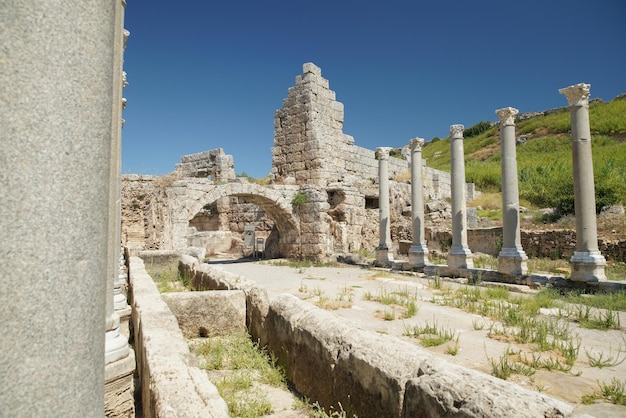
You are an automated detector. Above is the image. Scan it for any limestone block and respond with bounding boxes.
[402,359,573,418]
[162,290,246,338]
[105,350,136,418]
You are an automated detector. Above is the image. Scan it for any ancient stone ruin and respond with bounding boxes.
[5,0,624,412]
[122,63,479,262]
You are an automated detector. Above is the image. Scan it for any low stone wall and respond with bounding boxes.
[179,257,576,418]
[129,256,229,418]
[427,227,626,262]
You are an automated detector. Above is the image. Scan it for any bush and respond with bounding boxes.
[464,121,494,138]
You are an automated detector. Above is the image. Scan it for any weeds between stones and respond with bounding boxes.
[404,319,458,348]
[190,331,288,417]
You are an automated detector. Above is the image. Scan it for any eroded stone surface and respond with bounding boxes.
[162,290,246,338]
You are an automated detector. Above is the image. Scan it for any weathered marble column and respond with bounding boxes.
[105,0,130,367]
[559,83,606,282]
[1,1,116,416]
[447,125,474,269]
[496,107,528,275]
[376,147,394,265]
[104,2,135,416]
[408,138,429,267]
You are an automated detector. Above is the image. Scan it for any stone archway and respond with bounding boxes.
[171,180,301,258]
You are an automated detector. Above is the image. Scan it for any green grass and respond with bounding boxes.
[363,287,419,319]
[422,99,626,212]
[295,398,358,418]
[190,331,287,417]
[146,262,193,292]
[404,320,458,347]
[583,378,626,406]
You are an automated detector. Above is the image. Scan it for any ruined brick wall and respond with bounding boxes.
[175,148,235,182]
[272,63,408,187]
[121,174,172,250]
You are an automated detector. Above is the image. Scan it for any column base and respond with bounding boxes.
[376,248,394,266]
[498,247,528,276]
[408,245,429,268]
[570,251,607,282]
[106,314,130,364]
[447,246,474,269]
[105,349,136,418]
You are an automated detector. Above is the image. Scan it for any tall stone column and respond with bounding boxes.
[408,138,429,267]
[0,1,116,416]
[376,147,394,265]
[104,2,136,416]
[105,0,130,367]
[559,83,606,282]
[447,125,474,269]
[496,107,528,275]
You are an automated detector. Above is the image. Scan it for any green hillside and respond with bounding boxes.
[422,97,626,215]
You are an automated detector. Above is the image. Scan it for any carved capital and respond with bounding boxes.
[559,83,591,107]
[496,107,519,126]
[450,124,464,139]
[123,29,130,50]
[409,137,425,152]
[376,147,393,161]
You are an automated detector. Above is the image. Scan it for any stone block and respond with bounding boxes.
[162,290,246,338]
[105,350,136,418]
[402,360,573,418]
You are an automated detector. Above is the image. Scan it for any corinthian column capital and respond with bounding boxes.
[409,137,425,151]
[559,83,591,107]
[496,107,519,126]
[376,147,392,160]
[450,124,464,139]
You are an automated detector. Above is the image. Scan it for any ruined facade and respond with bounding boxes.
[122,63,477,260]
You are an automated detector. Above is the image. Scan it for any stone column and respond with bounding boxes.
[408,138,429,267]
[105,0,130,367]
[559,83,606,282]
[0,1,116,416]
[376,147,394,265]
[447,125,474,269]
[104,2,136,416]
[496,107,528,276]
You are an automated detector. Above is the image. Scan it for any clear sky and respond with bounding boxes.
[122,0,626,178]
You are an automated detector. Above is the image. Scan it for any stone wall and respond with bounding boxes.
[121,175,172,251]
[174,148,236,182]
[128,256,229,418]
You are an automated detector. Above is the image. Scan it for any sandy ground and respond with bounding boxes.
[207,256,626,417]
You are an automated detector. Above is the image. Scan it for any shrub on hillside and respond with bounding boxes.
[464,121,493,138]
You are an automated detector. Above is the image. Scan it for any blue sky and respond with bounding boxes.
[122,1,626,178]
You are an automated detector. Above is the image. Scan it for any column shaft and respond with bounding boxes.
[0,1,116,415]
[376,147,393,264]
[559,83,606,282]
[448,125,473,269]
[409,138,429,267]
[496,107,528,275]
